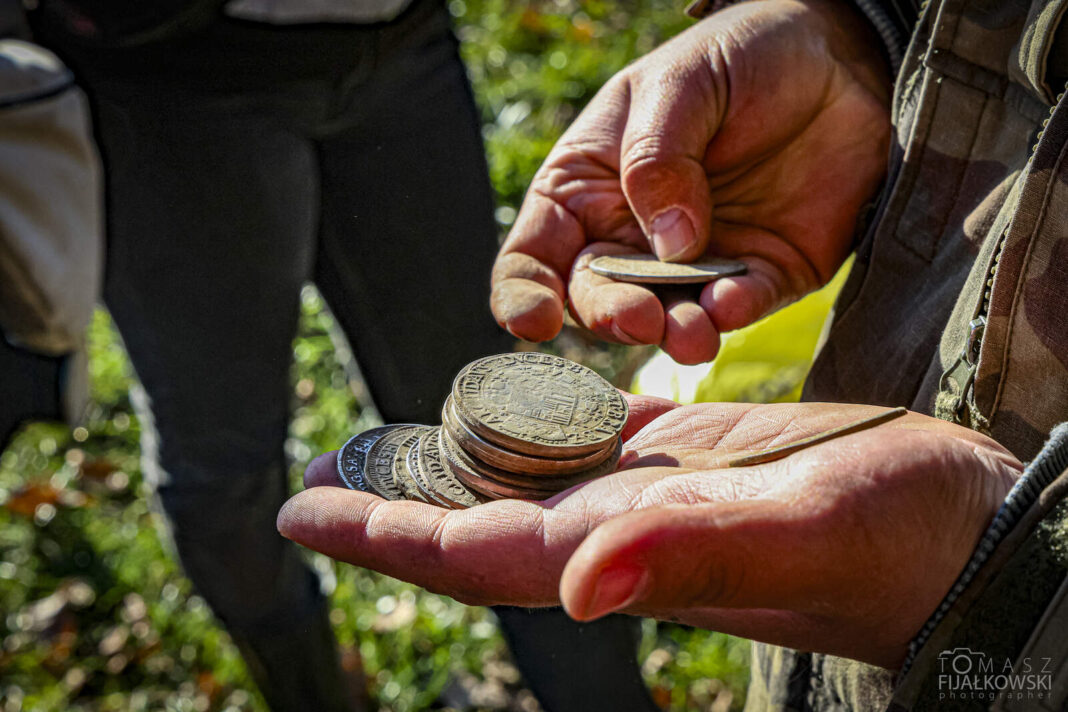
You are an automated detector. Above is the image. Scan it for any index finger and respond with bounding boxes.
[491,77,639,342]
[280,457,706,606]
[277,487,586,606]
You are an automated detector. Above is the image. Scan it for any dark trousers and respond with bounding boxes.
[0,340,64,447]
[37,4,658,711]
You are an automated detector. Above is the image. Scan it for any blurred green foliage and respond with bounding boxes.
[1,1,754,710]
[458,0,691,220]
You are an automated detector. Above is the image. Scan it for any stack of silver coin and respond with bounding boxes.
[336,352,629,508]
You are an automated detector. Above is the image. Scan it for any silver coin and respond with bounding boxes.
[452,352,628,458]
[392,426,435,503]
[418,427,485,509]
[364,424,424,501]
[406,431,451,507]
[336,425,399,495]
[589,253,747,284]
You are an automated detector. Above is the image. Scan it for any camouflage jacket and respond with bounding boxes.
[748,0,1068,709]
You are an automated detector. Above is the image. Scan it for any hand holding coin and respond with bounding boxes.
[488,0,892,365]
[587,253,746,285]
[283,398,1020,669]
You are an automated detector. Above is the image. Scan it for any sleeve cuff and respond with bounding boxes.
[900,422,1068,677]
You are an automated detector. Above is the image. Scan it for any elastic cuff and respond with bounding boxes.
[850,0,909,75]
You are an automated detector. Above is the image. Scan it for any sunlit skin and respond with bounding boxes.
[490,0,890,364]
[278,0,1021,673]
[280,395,1021,669]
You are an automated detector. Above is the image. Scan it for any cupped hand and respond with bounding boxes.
[280,396,1021,669]
[490,0,892,364]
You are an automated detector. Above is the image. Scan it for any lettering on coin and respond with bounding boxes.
[418,427,484,509]
[452,352,627,457]
[364,425,424,501]
[407,431,451,507]
[391,426,435,503]
[336,425,398,495]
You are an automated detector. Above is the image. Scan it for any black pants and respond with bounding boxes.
[37,4,658,711]
[0,340,64,447]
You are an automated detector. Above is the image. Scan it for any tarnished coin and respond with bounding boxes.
[406,432,452,507]
[442,395,616,475]
[439,428,555,500]
[336,425,398,494]
[438,426,614,501]
[391,426,435,503]
[452,352,628,458]
[440,419,620,490]
[589,253,747,284]
[364,424,424,501]
[417,427,486,509]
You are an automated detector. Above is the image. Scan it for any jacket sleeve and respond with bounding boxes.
[888,423,1068,711]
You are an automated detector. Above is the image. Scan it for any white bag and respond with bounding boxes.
[0,38,102,356]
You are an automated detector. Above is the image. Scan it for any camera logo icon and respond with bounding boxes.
[938,647,987,675]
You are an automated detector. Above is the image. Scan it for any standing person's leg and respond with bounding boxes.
[0,341,64,448]
[313,5,659,709]
[89,84,357,712]
[311,27,509,423]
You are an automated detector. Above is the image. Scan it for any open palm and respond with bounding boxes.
[280,397,1020,668]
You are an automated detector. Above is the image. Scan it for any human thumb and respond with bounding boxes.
[618,65,721,263]
[559,499,824,621]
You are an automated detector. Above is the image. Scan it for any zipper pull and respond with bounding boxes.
[938,316,985,422]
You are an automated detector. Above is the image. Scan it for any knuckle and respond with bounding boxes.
[622,136,671,173]
[686,557,743,607]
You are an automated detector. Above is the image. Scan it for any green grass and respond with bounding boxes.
[0,1,755,709]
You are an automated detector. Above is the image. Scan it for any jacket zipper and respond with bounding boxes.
[938,82,1068,428]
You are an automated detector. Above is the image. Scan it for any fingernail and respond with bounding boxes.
[582,565,650,619]
[650,209,695,262]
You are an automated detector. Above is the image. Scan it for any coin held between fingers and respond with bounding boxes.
[589,254,747,284]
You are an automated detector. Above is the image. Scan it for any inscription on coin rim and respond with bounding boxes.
[418,427,484,509]
[392,428,433,504]
[365,426,424,501]
[406,431,451,507]
[336,425,398,495]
